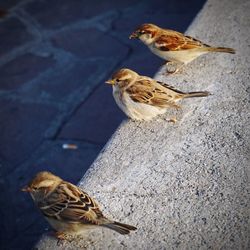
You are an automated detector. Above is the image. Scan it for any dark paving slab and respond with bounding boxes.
[120,52,163,77]
[51,27,129,60]
[0,100,59,170]
[19,60,102,101]
[0,53,55,91]
[0,17,33,56]
[24,0,140,29]
[59,83,126,144]
[0,0,20,9]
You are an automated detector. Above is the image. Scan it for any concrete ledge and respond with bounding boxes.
[36,0,249,249]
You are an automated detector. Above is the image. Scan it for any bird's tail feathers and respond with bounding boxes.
[183,91,211,98]
[207,46,235,54]
[102,221,137,235]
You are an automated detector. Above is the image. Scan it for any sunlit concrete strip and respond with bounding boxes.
[36,0,249,249]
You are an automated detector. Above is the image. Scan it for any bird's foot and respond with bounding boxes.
[166,117,177,123]
[54,231,66,240]
[165,62,184,74]
[165,61,177,74]
[52,231,69,246]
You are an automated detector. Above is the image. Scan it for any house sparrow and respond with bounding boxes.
[106,68,211,121]
[22,171,137,240]
[130,23,235,73]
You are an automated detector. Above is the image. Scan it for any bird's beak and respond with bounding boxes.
[21,186,31,192]
[129,31,139,39]
[105,79,115,85]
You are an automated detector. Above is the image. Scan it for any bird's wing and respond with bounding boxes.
[39,182,105,225]
[126,78,184,108]
[154,30,210,51]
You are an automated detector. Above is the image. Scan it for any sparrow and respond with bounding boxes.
[106,68,210,121]
[130,23,235,73]
[22,171,137,240]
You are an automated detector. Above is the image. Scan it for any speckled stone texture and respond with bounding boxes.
[36,0,249,249]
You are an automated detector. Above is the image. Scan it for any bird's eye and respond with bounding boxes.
[116,79,120,82]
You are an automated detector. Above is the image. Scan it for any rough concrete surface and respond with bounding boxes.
[36,0,249,249]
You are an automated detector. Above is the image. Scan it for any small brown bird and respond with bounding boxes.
[130,23,235,73]
[106,68,210,121]
[22,171,137,240]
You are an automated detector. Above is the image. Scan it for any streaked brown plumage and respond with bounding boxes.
[22,171,137,239]
[130,23,235,72]
[106,68,211,121]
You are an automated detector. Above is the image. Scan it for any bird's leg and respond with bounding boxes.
[164,103,181,122]
[174,62,185,74]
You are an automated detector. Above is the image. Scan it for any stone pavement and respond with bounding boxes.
[0,0,205,249]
